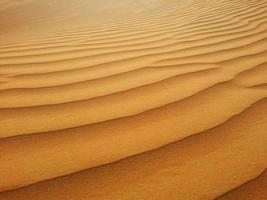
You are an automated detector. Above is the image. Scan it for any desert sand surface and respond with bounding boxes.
[218,169,267,200]
[0,0,267,199]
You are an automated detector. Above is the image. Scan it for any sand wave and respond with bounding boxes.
[0,0,267,199]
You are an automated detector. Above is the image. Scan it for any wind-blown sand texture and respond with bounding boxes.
[0,0,267,199]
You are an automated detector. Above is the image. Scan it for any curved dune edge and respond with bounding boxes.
[217,169,267,200]
[1,51,267,137]
[0,83,267,191]
[0,98,267,199]
[1,0,267,199]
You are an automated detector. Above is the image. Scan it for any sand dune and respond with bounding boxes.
[218,169,267,199]
[0,0,267,199]
[1,97,267,199]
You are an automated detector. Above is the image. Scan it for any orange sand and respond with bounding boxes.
[0,0,267,199]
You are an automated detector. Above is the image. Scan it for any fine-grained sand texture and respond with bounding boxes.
[0,0,267,199]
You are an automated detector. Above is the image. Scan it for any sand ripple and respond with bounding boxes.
[0,0,267,199]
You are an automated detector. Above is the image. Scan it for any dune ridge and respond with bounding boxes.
[0,0,267,199]
[218,169,267,199]
[1,95,267,199]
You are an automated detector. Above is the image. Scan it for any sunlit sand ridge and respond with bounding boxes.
[0,0,267,199]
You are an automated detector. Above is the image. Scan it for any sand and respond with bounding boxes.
[0,0,267,199]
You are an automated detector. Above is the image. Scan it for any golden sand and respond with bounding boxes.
[0,0,267,199]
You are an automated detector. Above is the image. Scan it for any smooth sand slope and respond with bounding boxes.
[0,0,267,199]
[218,169,267,200]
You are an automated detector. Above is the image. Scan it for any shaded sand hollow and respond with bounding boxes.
[0,0,267,199]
